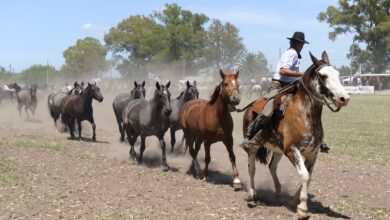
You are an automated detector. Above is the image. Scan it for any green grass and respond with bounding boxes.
[0,134,71,155]
[0,156,20,186]
[323,95,390,167]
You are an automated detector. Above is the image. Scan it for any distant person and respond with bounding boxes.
[240,31,330,153]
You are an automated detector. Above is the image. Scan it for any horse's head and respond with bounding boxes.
[306,51,350,109]
[219,69,240,106]
[183,80,199,101]
[86,82,104,102]
[71,81,83,95]
[131,81,146,99]
[155,81,172,116]
[8,83,21,92]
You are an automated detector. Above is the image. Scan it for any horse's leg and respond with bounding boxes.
[246,151,257,201]
[17,103,22,117]
[69,117,75,139]
[286,147,312,218]
[124,123,137,160]
[87,116,96,141]
[77,119,82,140]
[192,137,203,178]
[269,153,283,200]
[25,106,30,119]
[138,135,146,164]
[203,140,211,179]
[223,135,241,190]
[116,116,125,142]
[170,128,176,152]
[158,133,169,172]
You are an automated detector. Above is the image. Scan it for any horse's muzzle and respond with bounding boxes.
[230,96,241,106]
[98,97,104,102]
[165,108,172,115]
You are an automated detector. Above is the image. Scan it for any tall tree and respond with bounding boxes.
[62,37,108,79]
[19,64,56,84]
[318,0,390,73]
[238,52,270,81]
[203,19,246,72]
[104,15,164,78]
[153,3,209,74]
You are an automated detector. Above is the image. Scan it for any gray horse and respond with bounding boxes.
[47,82,84,130]
[122,81,172,171]
[17,84,38,119]
[112,81,146,142]
[169,80,199,152]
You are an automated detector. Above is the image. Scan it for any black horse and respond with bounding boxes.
[112,81,146,142]
[48,81,84,130]
[168,80,199,152]
[60,82,103,141]
[122,81,172,171]
[17,84,38,118]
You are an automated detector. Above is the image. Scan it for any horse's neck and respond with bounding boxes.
[210,94,229,117]
[81,92,93,108]
[148,96,163,118]
[294,81,323,119]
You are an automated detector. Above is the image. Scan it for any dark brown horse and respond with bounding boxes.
[180,70,242,189]
[61,83,103,141]
[242,51,350,218]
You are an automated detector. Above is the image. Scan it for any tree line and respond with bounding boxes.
[1,1,388,85]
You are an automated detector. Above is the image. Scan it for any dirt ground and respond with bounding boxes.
[0,90,389,220]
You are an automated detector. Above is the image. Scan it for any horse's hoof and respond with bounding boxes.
[233,178,242,191]
[161,164,169,172]
[92,137,96,142]
[297,208,309,219]
[245,193,256,202]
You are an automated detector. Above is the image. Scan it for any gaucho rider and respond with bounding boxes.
[239,31,331,153]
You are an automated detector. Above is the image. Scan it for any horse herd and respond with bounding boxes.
[4,51,350,218]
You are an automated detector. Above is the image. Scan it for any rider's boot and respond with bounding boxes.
[240,114,268,152]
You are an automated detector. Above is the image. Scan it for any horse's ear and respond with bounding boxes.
[309,52,320,66]
[166,80,171,88]
[142,81,145,87]
[186,80,190,88]
[220,69,225,79]
[156,81,160,90]
[74,81,78,86]
[88,82,91,87]
[322,51,330,64]
[94,81,97,86]
[134,81,138,87]
[193,80,197,87]
[235,70,240,76]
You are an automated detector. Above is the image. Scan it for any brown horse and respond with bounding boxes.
[180,70,241,189]
[242,51,350,218]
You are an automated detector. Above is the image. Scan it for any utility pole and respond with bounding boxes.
[349,41,354,85]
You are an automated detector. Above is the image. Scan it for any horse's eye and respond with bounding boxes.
[224,83,228,87]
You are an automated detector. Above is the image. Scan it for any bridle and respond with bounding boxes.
[300,63,340,112]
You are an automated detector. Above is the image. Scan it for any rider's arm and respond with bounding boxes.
[279,68,304,77]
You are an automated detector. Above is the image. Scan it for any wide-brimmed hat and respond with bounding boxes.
[287,31,309,44]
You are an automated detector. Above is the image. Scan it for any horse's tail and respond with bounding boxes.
[256,146,271,165]
[47,94,56,119]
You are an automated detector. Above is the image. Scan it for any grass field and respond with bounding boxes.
[322,95,390,167]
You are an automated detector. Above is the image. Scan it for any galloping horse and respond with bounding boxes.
[112,81,146,142]
[180,70,241,189]
[16,84,38,119]
[122,81,172,171]
[243,51,349,218]
[169,80,199,152]
[48,81,84,130]
[61,82,103,141]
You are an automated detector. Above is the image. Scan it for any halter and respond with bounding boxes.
[300,64,340,112]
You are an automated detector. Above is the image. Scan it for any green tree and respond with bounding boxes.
[62,37,108,79]
[203,19,246,71]
[238,52,270,81]
[104,15,164,78]
[153,3,209,74]
[19,64,57,85]
[318,0,390,73]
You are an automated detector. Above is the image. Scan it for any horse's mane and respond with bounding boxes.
[208,84,221,104]
[176,91,184,100]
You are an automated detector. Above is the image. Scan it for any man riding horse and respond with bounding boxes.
[239,31,330,152]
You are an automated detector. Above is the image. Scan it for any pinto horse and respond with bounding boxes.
[243,51,349,218]
[61,83,103,141]
[180,70,241,189]
[112,81,146,142]
[169,80,199,152]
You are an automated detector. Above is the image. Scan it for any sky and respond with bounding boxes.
[0,0,354,73]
